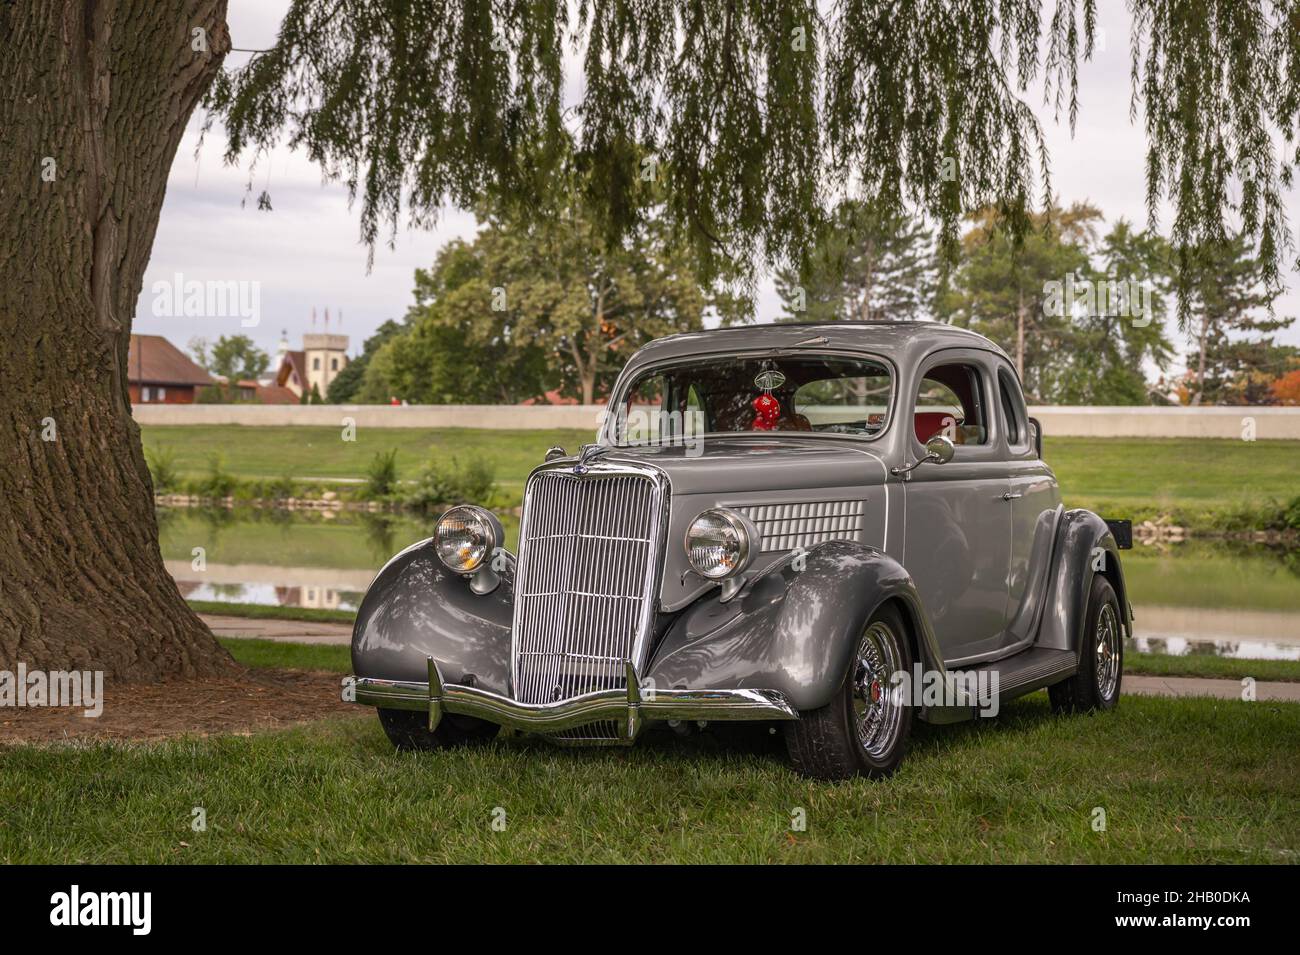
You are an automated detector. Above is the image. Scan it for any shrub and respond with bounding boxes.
[195,454,240,500]
[404,453,495,514]
[144,446,180,494]
[363,449,400,500]
[1282,496,1300,531]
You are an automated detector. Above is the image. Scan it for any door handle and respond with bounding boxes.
[1001,491,1023,501]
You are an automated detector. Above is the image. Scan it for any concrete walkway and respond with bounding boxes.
[202,614,1300,702]
[204,613,352,645]
[1123,674,1300,702]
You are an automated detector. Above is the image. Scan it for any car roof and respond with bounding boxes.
[627,320,1013,370]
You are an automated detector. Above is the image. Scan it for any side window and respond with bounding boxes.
[914,363,988,446]
[998,369,1028,448]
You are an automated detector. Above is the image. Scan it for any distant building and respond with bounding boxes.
[235,379,299,404]
[303,333,349,395]
[272,315,349,399]
[127,334,213,404]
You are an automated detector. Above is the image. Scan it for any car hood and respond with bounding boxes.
[595,436,890,495]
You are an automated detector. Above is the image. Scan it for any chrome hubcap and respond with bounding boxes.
[1094,602,1120,700]
[852,621,903,758]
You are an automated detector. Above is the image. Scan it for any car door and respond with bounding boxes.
[998,364,1064,650]
[902,349,1012,665]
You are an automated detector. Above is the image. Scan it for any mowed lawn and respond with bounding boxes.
[1,691,1295,863]
[143,425,1299,512]
[143,425,593,497]
[1043,436,1300,514]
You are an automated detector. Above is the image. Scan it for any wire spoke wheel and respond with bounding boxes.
[852,621,904,759]
[1094,602,1120,700]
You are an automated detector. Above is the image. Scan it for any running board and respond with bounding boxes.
[922,647,1078,724]
[962,647,1078,702]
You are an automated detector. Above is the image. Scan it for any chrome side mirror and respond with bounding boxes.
[891,434,956,477]
[544,445,567,462]
[925,434,956,464]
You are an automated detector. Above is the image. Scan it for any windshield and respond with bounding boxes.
[606,353,892,445]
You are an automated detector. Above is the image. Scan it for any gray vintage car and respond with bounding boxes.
[349,322,1131,778]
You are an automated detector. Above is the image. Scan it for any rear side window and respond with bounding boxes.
[914,363,988,446]
[998,369,1028,448]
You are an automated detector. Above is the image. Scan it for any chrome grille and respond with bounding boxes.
[512,468,662,709]
[736,500,866,552]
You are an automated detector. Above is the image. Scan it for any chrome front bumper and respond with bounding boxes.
[352,658,798,742]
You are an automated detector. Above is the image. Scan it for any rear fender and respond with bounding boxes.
[1036,509,1131,655]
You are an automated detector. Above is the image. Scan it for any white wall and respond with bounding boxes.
[131,403,1300,439]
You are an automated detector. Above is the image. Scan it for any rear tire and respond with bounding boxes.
[784,604,914,780]
[1048,574,1123,714]
[377,708,499,751]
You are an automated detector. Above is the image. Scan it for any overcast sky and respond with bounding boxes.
[133,0,1300,365]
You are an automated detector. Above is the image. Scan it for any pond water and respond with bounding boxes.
[159,510,1300,660]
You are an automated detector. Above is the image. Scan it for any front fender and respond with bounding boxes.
[646,540,945,712]
[350,539,513,695]
[1036,509,1131,654]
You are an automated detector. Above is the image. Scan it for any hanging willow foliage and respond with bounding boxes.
[205,0,1299,288]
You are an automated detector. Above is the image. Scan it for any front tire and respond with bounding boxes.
[377,708,499,751]
[1048,574,1124,714]
[784,604,914,780]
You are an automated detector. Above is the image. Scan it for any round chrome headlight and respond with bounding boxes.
[685,508,756,580]
[434,505,501,574]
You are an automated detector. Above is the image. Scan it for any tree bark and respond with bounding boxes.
[0,1,237,680]
[1192,316,1209,405]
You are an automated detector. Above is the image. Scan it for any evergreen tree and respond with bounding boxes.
[774,203,936,322]
[938,204,1101,401]
[1177,235,1297,405]
[1051,221,1176,404]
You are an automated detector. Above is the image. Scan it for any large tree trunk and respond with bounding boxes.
[0,1,237,680]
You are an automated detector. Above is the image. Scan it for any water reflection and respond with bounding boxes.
[160,510,1299,660]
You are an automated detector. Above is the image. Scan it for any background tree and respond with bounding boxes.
[1176,235,1297,405]
[357,242,551,404]
[6,1,1300,679]
[1271,367,1300,405]
[365,197,716,405]
[939,204,1101,401]
[326,319,401,403]
[1051,221,1176,404]
[774,203,936,322]
[189,334,270,382]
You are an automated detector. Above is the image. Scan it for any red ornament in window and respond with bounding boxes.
[751,393,781,430]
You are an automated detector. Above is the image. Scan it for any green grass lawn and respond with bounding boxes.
[1123,649,1300,682]
[143,425,592,498]
[219,636,352,671]
[1,693,1294,863]
[1043,436,1300,523]
[3,639,1293,862]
